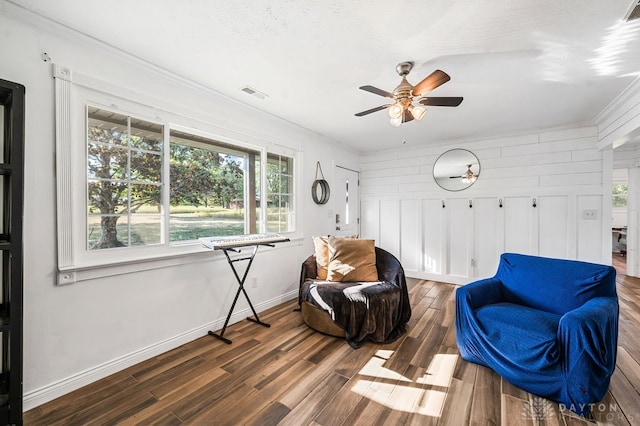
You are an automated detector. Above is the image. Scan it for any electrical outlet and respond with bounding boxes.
[251,277,258,288]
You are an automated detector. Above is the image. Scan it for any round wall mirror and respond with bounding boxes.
[433,149,480,191]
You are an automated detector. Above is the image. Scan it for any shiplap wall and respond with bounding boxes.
[612,143,640,277]
[360,126,611,284]
[602,78,640,278]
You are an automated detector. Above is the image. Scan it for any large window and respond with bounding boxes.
[87,107,163,250]
[86,107,295,251]
[169,130,262,241]
[54,67,300,283]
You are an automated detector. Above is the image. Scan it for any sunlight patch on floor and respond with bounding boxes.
[352,381,447,416]
[351,350,458,417]
[416,353,458,387]
[357,350,412,382]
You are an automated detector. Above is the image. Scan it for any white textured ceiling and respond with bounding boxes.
[9,0,640,153]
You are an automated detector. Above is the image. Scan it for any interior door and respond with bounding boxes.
[334,166,359,236]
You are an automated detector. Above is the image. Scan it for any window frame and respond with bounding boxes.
[166,124,281,244]
[612,183,628,209]
[265,153,296,233]
[86,106,165,251]
[54,65,300,285]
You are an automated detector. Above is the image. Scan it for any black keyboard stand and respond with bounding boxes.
[208,243,274,344]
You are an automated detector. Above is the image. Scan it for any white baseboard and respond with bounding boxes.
[23,289,298,412]
[405,270,469,285]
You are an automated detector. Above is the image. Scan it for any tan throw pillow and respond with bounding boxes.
[312,236,330,279]
[326,237,378,282]
[313,235,359,279]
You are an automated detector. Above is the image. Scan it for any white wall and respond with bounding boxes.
[0,11,358,409]
[360,127,612,284]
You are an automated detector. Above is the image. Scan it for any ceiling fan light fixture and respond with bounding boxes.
[355,63,461,125]
[390,116,402,127]
[388,102,404,119]
[409,104,426,121]
[461,165,477,183]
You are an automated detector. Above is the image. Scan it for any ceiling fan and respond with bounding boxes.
[452,164,478,183]
[355,61,463,127]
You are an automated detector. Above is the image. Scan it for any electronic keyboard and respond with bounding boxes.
[199,233,289,250]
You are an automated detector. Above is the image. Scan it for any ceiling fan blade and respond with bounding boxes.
[355,104,392,117]
[412,70,451,96]
[359,85,394,98]
[418,97,464,107]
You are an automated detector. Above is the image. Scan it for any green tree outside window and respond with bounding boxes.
[613,183,628,208]
[87,107,294,250]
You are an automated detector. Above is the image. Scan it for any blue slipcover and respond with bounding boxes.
[456,253,618,415]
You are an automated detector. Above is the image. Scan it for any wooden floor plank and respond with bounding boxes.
[244,401,291,426]
[469,364,502,426]
[407,305,438,339]
[501,377,530,401]
[607,367,640,423]
[616,344,640,394]
[591,391,631,426]
[332,342,379,380]
[24,276,640,425]
[277,343,352,409]
[409,323,447,367]
[117,367,228,426]
[182,381,258,424]
[501,394,533,426]
[314,333,417,425]
[217,358,317,425]
[278,372,349,425]
[439,376,474,425]
[199,337,262,364]
[27,375,140,421]
[162,370,247,421]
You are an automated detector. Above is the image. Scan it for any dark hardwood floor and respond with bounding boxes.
[613,251,627,276]
[25,275,640,425]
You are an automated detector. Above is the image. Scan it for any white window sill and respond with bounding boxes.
[57,237,305,285]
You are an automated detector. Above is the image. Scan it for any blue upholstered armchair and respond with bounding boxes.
[456,253,618,415]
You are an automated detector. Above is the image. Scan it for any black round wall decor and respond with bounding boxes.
[312,161,330,204]
[312,179,330,204]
